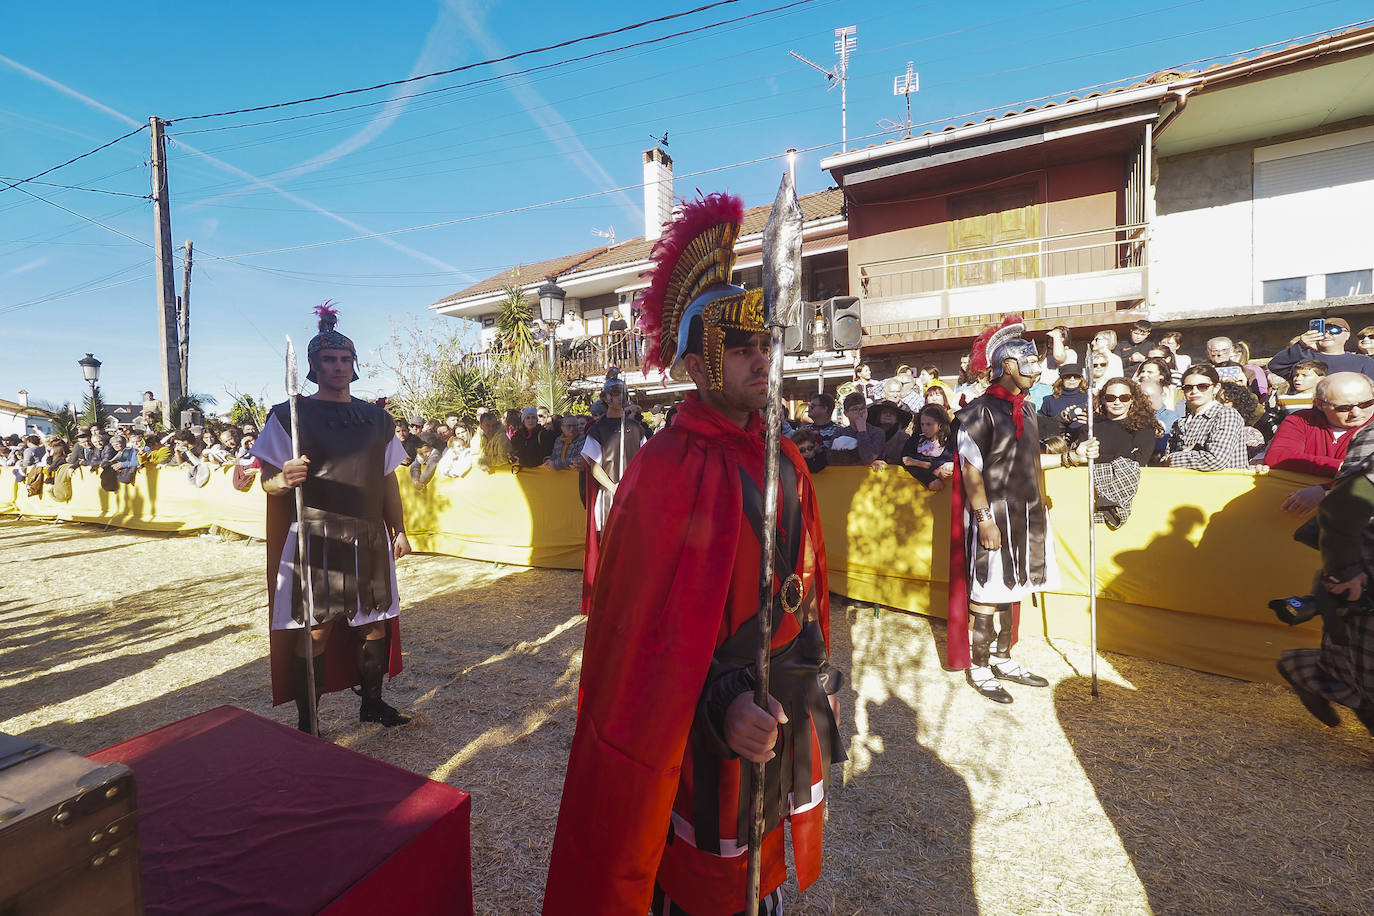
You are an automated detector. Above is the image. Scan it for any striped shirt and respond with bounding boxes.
[1165,400,1248,469]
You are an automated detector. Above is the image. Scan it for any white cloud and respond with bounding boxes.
[5,257,48,276]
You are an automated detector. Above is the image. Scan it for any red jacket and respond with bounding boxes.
[1265,408,1372,479]
[545,395,831,916]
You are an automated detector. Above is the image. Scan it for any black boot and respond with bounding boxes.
[1354,702,1374,737]
[1277,663,1340,727]
[968,612,1012,704]
[358,637,411,727]
[291,654,326,735]
[990,606,1049,687]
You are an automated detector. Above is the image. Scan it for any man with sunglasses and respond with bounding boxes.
[1268,316,1374,385]
[1266,373,1374,516]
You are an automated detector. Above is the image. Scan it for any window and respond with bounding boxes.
[1262,277,1306,304]
[1326,269,1371,298]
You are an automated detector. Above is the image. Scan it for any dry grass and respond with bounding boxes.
[2,517,1370,915]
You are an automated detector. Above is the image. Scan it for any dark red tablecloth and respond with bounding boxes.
[91,706,472,916]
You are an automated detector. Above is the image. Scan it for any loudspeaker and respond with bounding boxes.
[825,296,862,350]
[784,301,815,355]
[181,409,204,430]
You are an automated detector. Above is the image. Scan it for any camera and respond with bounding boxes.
[1309,318,1326,335]
[1269,595,1320,626]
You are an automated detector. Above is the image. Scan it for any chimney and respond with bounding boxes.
[642,148,673,241]
[16,389,27,408]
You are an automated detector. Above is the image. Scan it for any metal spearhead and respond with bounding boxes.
[285,336,299,397]
[761,168,804,328]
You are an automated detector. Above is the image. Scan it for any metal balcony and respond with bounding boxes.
[857,223,1148,339]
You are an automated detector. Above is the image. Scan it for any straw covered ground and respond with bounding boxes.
[2,517,1371,915]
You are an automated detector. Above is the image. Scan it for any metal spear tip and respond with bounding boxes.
[285,335,299,397]
[762,169,804,328]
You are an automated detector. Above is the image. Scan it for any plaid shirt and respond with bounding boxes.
[1166,400,1248,469]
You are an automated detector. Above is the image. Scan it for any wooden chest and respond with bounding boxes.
[0,733,142,915]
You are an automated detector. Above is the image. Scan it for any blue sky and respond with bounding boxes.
[3,0,1369,413]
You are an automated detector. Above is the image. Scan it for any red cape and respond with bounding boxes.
[266,491,401,706]
[544,396,828,916]
[579,468,599,616]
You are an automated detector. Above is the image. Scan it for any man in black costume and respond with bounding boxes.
[251,303,412,732]
[949,315,1097,703]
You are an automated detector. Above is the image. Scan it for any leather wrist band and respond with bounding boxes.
[973,507,993,524]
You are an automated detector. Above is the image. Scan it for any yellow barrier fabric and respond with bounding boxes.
[819,465,1321,685]
[3,463,1322,684]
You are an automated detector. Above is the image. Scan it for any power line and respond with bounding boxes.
[169,0,823,140]
[7,184,152,250]
[0,123,147,195]
[167,0,771,124]
[0,175,149,199]
[0,260,149,316]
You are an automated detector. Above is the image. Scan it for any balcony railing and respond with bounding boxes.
[859,223,1147,299]
[857,223,1148,336]
[457,330,644,382]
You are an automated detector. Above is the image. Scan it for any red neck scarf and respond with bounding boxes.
[984,382,1026,439]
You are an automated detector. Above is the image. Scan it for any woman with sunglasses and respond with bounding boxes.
[1162,365,1249,469]
[1357,326,1374,357]
[1089,378,1161,527]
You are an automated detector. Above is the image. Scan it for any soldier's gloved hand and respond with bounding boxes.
[282,455,311,487]
[725,693,788,764]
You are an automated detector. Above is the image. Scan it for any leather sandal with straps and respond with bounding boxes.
[990,659,1049,688]
[967,667,1013,704]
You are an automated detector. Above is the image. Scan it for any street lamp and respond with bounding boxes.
[78,352,101,395]
[537,277,567,367]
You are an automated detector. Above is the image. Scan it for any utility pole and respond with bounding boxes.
[178,239,193,398]
[149,116,183,416]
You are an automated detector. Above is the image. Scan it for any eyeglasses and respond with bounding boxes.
[1359,334,1374,341]
[1181,381,1214,392]
[1321,398,1374,413]
[1325,327,1348,335]
[1101,393,1133,403]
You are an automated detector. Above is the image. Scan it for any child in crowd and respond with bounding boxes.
[901,404,954,491]
[790,428,827,474]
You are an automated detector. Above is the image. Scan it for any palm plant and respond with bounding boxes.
[496,274,535,358]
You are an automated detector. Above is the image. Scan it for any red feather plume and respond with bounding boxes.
[635,192,745,374]
[314,299,340,332]
[970,313,1024,372]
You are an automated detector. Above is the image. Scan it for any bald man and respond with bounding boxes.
[1267,373,1374,516]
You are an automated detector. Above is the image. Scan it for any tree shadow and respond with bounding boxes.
[1054,656,1374,915]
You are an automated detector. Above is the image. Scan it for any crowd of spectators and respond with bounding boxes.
[778,315,1374,527]
[3,418,263,501]
[13,316,1368,510]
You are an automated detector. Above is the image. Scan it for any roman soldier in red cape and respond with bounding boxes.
[579,377,643,615]
[251,302,411,732]
[947,315,1097,702]
[544,193,845,916]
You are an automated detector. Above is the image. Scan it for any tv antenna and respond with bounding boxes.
[878,61,919,138]
[649,131,669,148]
[789,25,857,151]
[592,226,617,246]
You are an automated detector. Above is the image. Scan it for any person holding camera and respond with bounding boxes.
[1268,317,1374,385]
[1275,416,1374,736]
